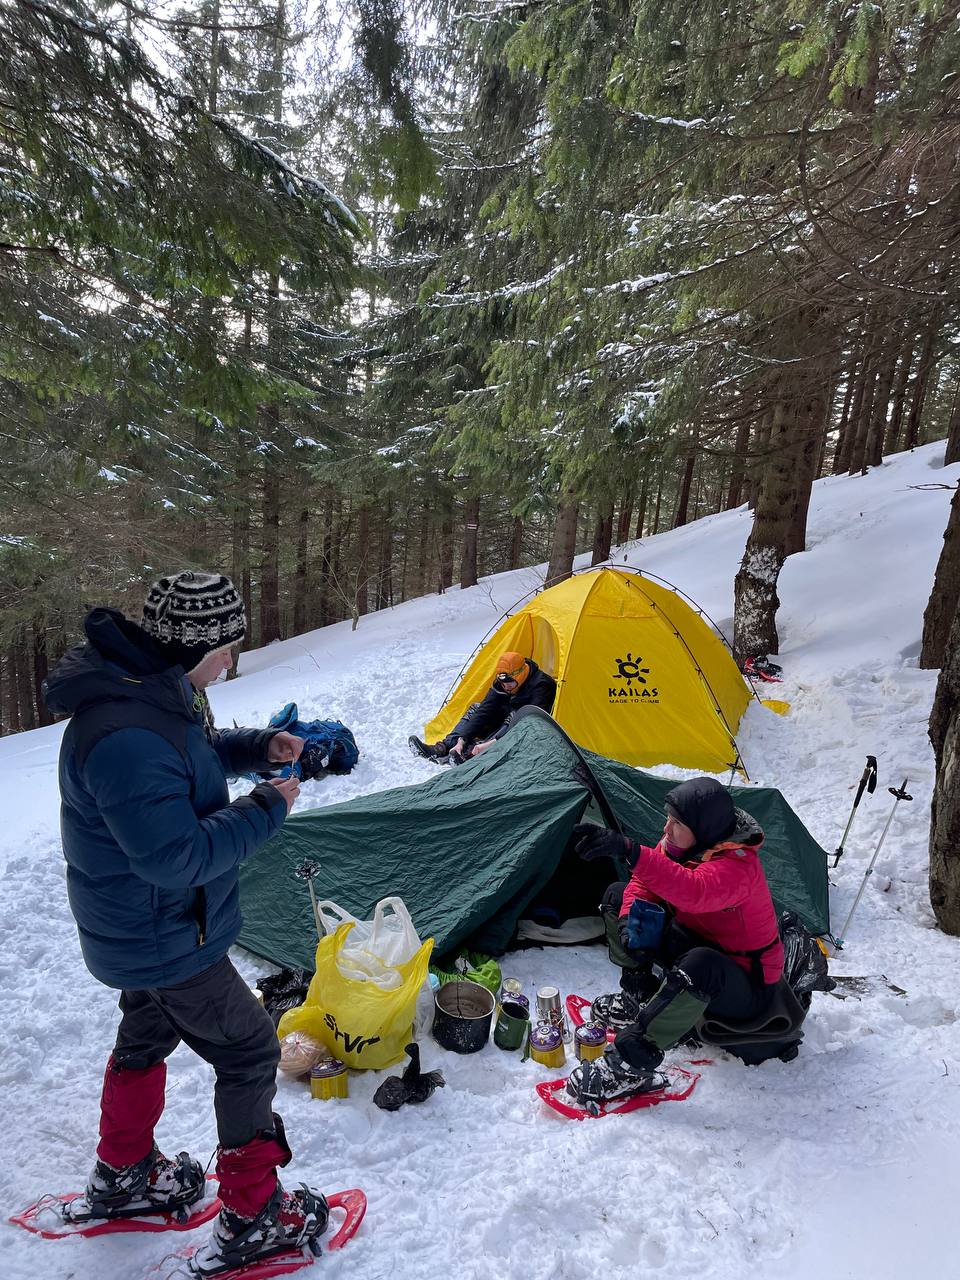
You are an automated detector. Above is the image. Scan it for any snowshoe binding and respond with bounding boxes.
[567,1046,668,1108]
[10,1148,216,1240]
[157,1188,365,1280]
[189,1183,329,1277]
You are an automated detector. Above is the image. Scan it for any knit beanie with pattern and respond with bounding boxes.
[141,571,246,672]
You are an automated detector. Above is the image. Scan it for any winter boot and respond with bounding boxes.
[408,736,448,762]
[590,966,660,1030]
[447,747,468,766]
[191,1183,329,1276]
[589,988,642,1030]
[566,1044,665,1106]
[80,1145,204,1221]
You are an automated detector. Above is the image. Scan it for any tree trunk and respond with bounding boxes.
[546,491,580,585]
[413,501,431,597]
[847,326,882,475]
[884,334,916,454]
[652,474,663,534]
[734,373,826,662]
[831,361,857,474]
[354,502,370,625]
[14,635,36,731]
[293,504,309,635]
[591,502,614,565]
[635,473,649,538]
[921,485,960,669]
[673,448,696,528]
[726,419,751,509]
[5,646,21,733]
[944,377,960,466]
[460,494,480,589]
[616,488,634,545]
[904,308,943,450]
[865,338,899,468]
[437,493,454,592]
[748,410,773,510]
[376,499,393,610]
[929,598,960,933]
[509,515,524,569]
[259,438,282,645]
[33,622,52,727]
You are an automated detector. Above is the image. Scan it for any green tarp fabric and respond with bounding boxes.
[238,713,830,972]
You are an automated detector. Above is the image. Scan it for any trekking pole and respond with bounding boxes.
[294,860,324,942]
[832,755,878,868]
[834,779,912,950]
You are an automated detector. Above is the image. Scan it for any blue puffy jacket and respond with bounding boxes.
[43,609,288,990]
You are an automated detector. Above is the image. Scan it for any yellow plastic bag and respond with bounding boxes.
[277,922,434,1070]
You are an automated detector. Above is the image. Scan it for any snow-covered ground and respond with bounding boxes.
[1,442,958,1280]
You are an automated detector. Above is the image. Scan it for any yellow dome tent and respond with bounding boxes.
[425,567,752,775]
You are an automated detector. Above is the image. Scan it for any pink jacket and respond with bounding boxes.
[621,837,784,984]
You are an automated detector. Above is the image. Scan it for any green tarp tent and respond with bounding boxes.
[238,710,830,971]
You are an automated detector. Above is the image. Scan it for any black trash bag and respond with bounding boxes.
[257,967,311,1027]
[780,911,836,996]
[373,1043,445,1112]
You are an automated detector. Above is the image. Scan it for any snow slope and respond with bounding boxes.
[1,442,958,1280]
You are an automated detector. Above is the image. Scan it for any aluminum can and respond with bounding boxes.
[310,1059,348,1100]
[529,1021,565,1068]
[574,1022,607,1062]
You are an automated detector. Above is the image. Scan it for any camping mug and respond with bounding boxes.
[493,999,530,1051]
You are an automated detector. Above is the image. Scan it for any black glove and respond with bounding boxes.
[573,822,632,862]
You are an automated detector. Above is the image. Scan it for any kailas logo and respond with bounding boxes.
[614,653,649,684]
[323,1012,382,1055]
[609,653,659,702]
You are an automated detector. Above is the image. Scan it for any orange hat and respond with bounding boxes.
[494,651,529,688]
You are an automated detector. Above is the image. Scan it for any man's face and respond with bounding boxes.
[187,645,235,689]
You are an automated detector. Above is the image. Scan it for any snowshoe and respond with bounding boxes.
[149,1190,366,1280]
[537,1066,699,1119]
[566,1045,668,1105]
[10,1175,219,1240]
[741,655,783,683]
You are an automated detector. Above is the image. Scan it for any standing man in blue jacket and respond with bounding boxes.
[43,571,331,1274]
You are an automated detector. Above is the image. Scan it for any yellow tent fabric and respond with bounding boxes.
[425,568,751,774]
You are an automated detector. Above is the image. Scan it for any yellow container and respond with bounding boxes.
[310,1060,348,1100]
[529,1022,565,1068]
[574,1023,607,1062]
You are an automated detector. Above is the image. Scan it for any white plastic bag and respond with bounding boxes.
[314,897,422,991]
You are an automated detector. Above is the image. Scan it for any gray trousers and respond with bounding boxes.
[113,955,280,1148]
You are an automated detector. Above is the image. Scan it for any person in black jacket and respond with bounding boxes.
[42,571,333,1274]
[410,651,557,765]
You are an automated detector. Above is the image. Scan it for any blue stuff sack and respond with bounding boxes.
[625,899,666,952]
[264,703,360,780]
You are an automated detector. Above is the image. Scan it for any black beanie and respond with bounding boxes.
[141,571,245,672]
[664,777,737,852]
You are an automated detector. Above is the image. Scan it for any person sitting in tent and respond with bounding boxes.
[409,651,557,765]
[567,776,784,1105]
